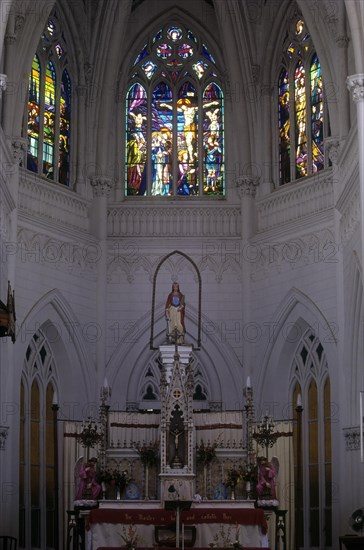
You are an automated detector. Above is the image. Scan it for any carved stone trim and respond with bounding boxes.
[0,426,9,451]
[347,73,364,103]
[343,426,361,451]
[324,137,340,165]
[91,176,113,198]
[336,35,349,48]
[257,173,334,232]
[0,74,7,97]
[12,138,27,166]
[19,169,89,232]
[236,176,260,198]
[108,205,241,237]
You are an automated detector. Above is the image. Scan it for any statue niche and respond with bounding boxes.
[169,407,185,469]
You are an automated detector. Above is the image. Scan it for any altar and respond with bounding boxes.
[65,342,288,550]
[87,504,269,549]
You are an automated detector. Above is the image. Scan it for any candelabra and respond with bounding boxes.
[77,417,102,452]
[252,414,279,454]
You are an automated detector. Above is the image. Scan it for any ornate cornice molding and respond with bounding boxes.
[256,173,334,232]
[18,169,89,232]
[108,205,241,238]
[236,176,260,198]
[91,176,113,198]
[347,73,364,103]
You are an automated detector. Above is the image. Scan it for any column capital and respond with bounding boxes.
[90,176,113,198]
[347,73,364,103]
[236,175,260,198]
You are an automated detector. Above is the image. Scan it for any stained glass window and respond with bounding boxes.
[59,70,71,185]
[125,24,224,197]
[43,61,56,179]
[26,15,72,186]
[278,17,329,184]
[278,68,290,184]
[27,56,40,173]
[310,54,324,173]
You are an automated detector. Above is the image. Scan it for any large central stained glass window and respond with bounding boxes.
[125,25,224,197]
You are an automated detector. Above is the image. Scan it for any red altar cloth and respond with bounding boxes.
[97,548,271,550]
[88,507,267,534]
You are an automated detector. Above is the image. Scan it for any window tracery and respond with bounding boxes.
[291,327,332,547]
[278,17,329,185]
[26,14,72,186]
[125,24,224,197]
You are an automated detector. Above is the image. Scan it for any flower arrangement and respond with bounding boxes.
[209,524,243,549]
[196,440,217,465]
[97,467,130,489]
[119,524,142,549]
[132,440,159,467]
[225,467,242,488]
[241,462,258,483]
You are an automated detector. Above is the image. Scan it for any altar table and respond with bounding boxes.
[88,508,268,549]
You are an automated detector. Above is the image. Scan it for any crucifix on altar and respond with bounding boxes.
[158,328,195,503]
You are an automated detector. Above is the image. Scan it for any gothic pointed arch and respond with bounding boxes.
[150,250,201,349]
[23,9,75,185]
[17,288,94,401]
[107,304,242,411]
[122,17,224,198]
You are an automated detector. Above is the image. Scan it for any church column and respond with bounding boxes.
[236,176,259,382]
[2,12,16,137]
[347,75,364,271]
[90,176,113,395]
[336,36,350,138]
[75,85,87,197]
[260,85,274,197]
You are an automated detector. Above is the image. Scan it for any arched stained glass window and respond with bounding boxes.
[59,70,71,185]
[27,55,41,173]
[25,14,72,186]
[278,68,290,184]
[125,24,224,197]
[278,17,329,185]
[43,61,56,178]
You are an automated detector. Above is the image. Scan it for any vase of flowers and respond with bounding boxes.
[132,441,159,499]
[196,440,218,498]
[225,467,241,500]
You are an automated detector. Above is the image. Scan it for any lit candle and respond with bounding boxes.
[246,376,251,388]
[103,377,109,389]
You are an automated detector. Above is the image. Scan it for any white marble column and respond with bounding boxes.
[236,176,260,389]
[90,176,113,394]
[236,175,260,241]
[347,74,364,272]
